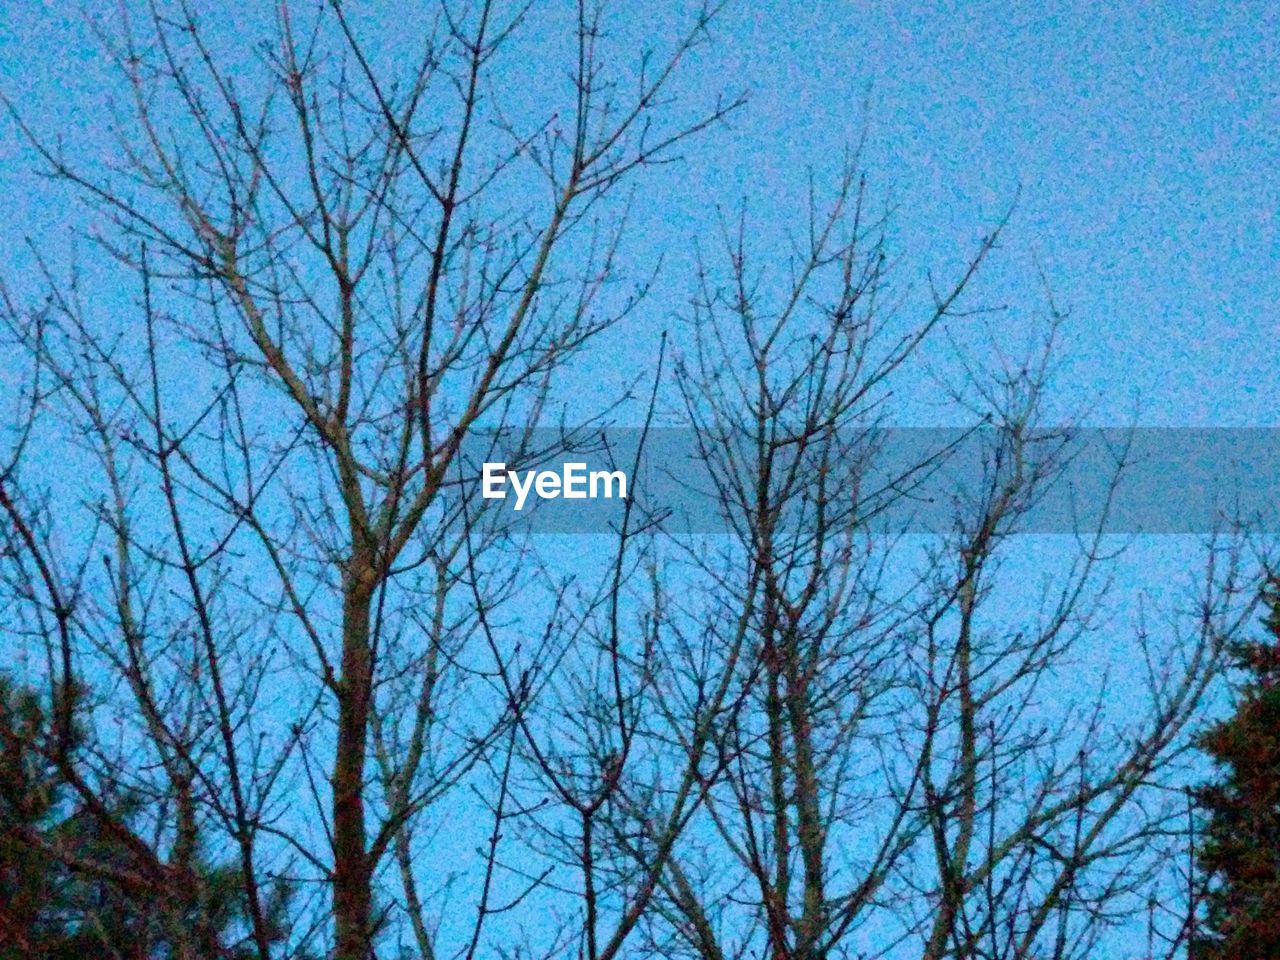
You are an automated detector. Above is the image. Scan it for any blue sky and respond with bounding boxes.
[1,2,1277,955]
[0,0,1273,734]
[3,2,1277,429]
[696,1,1279,425]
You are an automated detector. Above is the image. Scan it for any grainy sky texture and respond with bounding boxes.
[0,4,1276,955]
[2,1,1277,428]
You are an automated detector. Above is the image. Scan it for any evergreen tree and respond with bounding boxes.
[0,674,168,958]
[0,674,301,959]
[1192,576,1280,959]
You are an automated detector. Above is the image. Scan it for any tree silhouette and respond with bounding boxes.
[0,4,1264,958]
[0,674,303,959]
[1193,575,1280,959]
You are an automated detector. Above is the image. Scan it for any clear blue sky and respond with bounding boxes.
[699,0,1280,426]
[2,1,1277,427]
[1,2,1276,955]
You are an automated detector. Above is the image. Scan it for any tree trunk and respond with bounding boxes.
[333,569,376,960]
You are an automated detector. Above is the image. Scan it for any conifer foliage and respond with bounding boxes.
[0,675,300,959]
[1193,576,1280,959]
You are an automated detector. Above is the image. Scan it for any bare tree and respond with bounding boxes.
[612,170,1263,960]
[1,2,739,957]
[0,5,1262,960]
